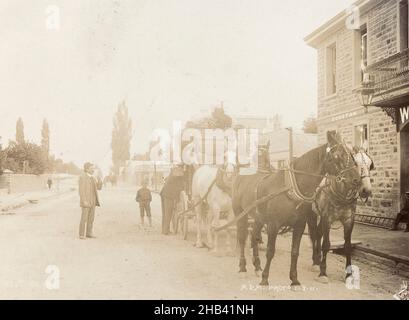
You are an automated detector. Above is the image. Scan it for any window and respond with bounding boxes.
[354,124,369,151]
[353,25,368,86]
[400,0,409,51]
[326,44,337,95]
[361,27,368,79]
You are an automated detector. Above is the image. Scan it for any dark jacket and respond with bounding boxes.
[79,173,101,208]
[160,175,185,200]
[136,187,152,203]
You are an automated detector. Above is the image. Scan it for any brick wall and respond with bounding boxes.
[367,0,398,64]
[316,0,401,218]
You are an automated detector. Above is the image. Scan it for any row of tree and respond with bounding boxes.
[0,118,81,175]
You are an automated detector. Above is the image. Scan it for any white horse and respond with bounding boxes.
[192,164,235,254]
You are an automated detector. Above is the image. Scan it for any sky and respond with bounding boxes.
[0,0,355,173]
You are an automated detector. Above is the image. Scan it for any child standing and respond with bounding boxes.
[136,180,153,227]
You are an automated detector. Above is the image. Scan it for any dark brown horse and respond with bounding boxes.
[232,131,361,287]
[308,148,374,284]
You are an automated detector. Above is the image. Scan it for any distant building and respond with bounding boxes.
[123,161,171,188]
[231,114,282,132]
[261,130,318,169]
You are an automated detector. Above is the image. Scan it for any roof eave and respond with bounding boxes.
[304,0,376,49]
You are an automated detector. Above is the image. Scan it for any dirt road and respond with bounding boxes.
[0,186,404,299]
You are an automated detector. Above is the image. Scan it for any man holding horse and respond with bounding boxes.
[160,165,185,235]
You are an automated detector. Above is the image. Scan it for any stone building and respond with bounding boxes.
[305,0,409,219]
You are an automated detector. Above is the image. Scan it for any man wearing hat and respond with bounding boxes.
[391,191,409,232]
[160,165,185,235]
[78,162,101,239]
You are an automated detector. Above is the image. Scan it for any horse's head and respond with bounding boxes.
[324,131,361,191]
[352,147,374,199]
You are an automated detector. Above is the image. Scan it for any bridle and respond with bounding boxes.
[288,142,358,184]
[318,149,374,209]
[320,142,362,206]
[284,142,359,204]
[354,150,374,204]
[355,151,372,179]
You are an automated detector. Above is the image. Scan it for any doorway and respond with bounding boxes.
[400,127,409,196]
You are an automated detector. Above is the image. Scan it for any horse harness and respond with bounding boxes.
[176,167,231,219]
[214,143,361,232]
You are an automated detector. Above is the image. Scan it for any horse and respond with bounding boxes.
[191,160,236,254]
[309,147,374,284]
[232,131,362,287]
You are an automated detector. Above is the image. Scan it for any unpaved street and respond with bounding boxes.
[0,186,405,300]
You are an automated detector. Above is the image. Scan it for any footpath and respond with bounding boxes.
[0,187,75,213]
[332,223,409,277]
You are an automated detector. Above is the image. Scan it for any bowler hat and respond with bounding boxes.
[84,162,94,171]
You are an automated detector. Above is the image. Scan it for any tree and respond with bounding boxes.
[186,106,233,130]
[51,157,81,175]
[111,101,132,173]
[211,107,232,129]
[4,141,47,174]
[16,118,25,144]
[41,119,50,158]
[302,116,318,134]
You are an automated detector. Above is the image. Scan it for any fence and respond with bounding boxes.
[0,173,77,194]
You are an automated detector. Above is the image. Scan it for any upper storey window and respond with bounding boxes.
[326,43,337,96]
[353,24,367,87]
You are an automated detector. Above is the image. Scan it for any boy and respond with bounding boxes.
[136,180,152,227]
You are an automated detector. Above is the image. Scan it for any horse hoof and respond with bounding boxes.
[255,270,262,278]
[315,276,329,284]
[259,279,269,287]
[311,265,320,273]
[291,284,303,292]
[194,242,205,249]
[211,250,223,257]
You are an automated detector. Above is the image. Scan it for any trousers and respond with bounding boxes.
[79,206,96,237]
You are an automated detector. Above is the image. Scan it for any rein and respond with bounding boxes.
[280,162,358,204]
[176,178,217,219]
[213,186,290,232]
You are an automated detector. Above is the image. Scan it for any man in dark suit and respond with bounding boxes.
[160,166,185,235]
[78,162,102,239]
